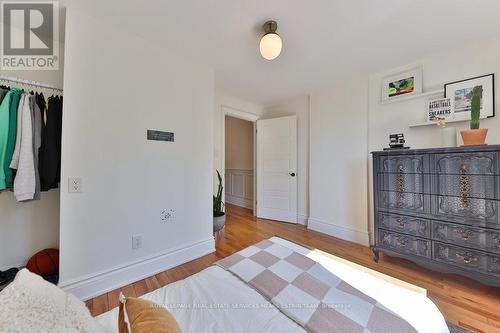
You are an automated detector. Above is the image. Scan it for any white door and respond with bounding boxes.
[256,116,297,223]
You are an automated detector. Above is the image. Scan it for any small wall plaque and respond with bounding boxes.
[147,130,174,142]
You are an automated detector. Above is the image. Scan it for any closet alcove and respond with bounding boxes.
[0,12,66,288]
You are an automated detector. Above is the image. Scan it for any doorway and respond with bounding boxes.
[224,116,255,211]
[219,106,297,224]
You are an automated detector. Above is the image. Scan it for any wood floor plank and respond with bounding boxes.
[155,271,173,287]
[164,265,190,283]
[144,276,161,292]
[121,284,136,298]
[86,204,500,332]
[107,288,122,310]
[133,279,149,297]
[92,294,109,316]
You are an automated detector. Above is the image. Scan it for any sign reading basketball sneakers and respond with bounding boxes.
[1,1,59,70]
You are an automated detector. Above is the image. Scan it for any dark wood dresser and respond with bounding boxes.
[372,145,500,286]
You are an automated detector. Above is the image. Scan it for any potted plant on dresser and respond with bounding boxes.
[213,170,225,235]
[461,85,488,145]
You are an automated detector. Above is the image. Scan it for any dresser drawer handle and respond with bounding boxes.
[395,218,406,228]
[456,228,472,241]
[396,238,408,247]
[456,253,478,264]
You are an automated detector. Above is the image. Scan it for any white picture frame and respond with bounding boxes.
[381,67,423,102]
[444,74,495,121]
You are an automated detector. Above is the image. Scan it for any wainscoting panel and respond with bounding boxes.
[225,169,253,209]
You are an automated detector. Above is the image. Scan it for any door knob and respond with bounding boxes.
[290,173,296,177]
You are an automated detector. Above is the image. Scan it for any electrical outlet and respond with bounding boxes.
[68,178,82,193]
[160,209,175,223]
[132,235,142,250]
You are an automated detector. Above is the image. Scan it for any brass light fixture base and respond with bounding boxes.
[263,20,278,34]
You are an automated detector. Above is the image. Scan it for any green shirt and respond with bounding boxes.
[4,88,22,188]
[0,90,13,189]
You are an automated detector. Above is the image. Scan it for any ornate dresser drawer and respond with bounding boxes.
[433,242,500,277]
[378,172,424,193]
[433,174,496,200]
[379,213,430,238]
[378,229,430,258]
[432,152,499,226]
[433,196,499,226]
[377,154,428,214]
[373,146,500,287]
[433,152,498,175]
[432,221,500,254]
[379,154,428,174]
[377,191,426,214]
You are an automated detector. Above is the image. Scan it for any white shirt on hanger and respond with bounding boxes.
[13,94,36,201]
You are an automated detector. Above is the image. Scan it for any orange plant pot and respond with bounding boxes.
[460,128,488,146]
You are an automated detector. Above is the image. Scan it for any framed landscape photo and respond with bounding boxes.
[444,74,495,121]
[382,68,422,102]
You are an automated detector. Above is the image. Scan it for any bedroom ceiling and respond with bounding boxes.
[64,0,500,105]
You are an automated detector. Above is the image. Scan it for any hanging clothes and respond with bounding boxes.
[0,80,63,201]
[0,90,13,190]
[12,94,36,201]
[34,93,46,197]
[28,94,43,200]
[3,88,22,189]
[40,95,62,191]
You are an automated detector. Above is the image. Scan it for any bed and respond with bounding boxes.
[96,237,450,333]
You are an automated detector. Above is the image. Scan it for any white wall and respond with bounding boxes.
[58,8,214,300]
[225,169,253,209]
[261,96,310,225]
[0,37,65,270]
[308,78,370,245]
[369,36,500,151]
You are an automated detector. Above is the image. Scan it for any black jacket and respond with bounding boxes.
[39,96,62,191]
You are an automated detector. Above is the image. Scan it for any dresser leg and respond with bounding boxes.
[372,247,380,263]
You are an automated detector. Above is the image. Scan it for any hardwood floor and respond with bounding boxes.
[86,204,500,333]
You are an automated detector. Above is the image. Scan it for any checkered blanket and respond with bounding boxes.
[216,239,417,333]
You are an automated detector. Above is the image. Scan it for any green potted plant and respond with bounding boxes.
[213,170,225,233]
[461,85,488,145]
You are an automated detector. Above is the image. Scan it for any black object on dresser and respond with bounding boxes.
[372,145,500,286]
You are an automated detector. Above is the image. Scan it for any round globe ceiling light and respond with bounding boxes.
[259,20,282,60]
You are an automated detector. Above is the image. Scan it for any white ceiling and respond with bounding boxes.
[65,0,500,105]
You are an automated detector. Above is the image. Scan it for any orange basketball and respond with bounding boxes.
[26,249,59,277]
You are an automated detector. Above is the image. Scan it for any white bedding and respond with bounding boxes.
[96,237,449,333]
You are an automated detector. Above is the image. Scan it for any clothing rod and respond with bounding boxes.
[0,76,63,92]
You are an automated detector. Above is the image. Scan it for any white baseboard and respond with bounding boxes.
[307,217,370,246]
[297,214,308,226]
[226,194,253,209]
[59,237,215,301]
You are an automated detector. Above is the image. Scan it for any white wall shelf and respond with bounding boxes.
[381,89,444,105]
[409,118,469,128]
